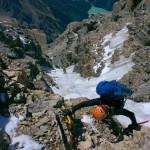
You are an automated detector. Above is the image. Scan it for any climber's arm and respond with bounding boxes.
[72,98,102,112]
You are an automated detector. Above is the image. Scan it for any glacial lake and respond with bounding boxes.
[88,5,110,18]
[85,0,110,18]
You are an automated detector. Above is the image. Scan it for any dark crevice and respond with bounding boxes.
[55,114,69,150]
[131,0,142,10]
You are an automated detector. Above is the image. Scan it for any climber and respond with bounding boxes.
[61,80,141,131]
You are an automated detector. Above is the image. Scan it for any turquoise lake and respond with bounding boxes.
[85,0,110,18]
[88,6,110,18]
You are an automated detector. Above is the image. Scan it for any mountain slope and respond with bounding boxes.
[46,0,150,102]
[0,0,149,149]
[0,0,117,43]
[0,0,71,43]
[0,0,90,43]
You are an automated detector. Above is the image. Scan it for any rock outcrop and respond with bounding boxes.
[0,23,55,149]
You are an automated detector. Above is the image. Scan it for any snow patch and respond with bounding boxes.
[101,33,113,45]
[115,99,150,128]
[11,135,42,150]
[101,26,129,75]
[109,26,128,49]
[0,115,18,138]
[48,54,134,100]
[93,62,101,73]
[19,35,27,44]
[81,115,98,132]
[0,115,42,149]
[92,44,99,55]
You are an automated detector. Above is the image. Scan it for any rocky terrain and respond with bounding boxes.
[0,0,150,150]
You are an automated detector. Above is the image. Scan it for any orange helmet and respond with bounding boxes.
[92,104,110,120]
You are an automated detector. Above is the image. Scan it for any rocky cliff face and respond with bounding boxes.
[0,23,58,150]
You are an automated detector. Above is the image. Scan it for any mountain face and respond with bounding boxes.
[0,0,117,43]
[0,0,72,43]
[46,0,150,102]
[0,0,90,43]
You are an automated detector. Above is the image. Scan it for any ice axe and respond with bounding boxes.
[53,99,73,125]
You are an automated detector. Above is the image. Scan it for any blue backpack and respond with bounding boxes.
[96,80,132,101]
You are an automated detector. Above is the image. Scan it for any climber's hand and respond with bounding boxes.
[53,98,65,108]
[61,108,73,116]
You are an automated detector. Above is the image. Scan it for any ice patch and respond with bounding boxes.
[11,135,42,150]
[109,26,128,49]
[101,33,113,45]
[93,62,101,73]
[101,26,129,75]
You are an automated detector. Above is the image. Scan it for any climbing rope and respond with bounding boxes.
[64,71,83,98]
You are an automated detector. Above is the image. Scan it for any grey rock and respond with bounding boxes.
[132,80,150,102]
[36,116,50,127]
[7,52,19,59]
[40,125,49,133]
[14,93,26,103]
